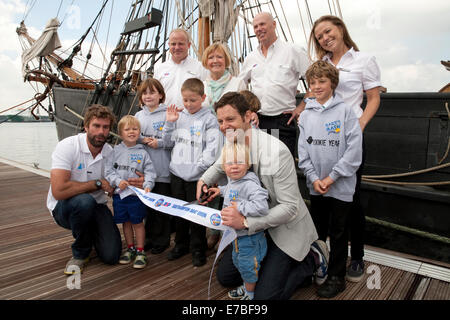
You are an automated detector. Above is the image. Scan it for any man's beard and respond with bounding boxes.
[87,133,107,148]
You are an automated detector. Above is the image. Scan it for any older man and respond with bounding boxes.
[47,105,122,275]
[239,12,310,157]
[154,28,208,109]
[197,92,329,300]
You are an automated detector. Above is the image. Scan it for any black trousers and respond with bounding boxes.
[310,195,351,278]
[53,193,122,264]
[258,113,298,158]
[170,174,207,253]
[216,234,316,300]
[350,137,366,261]
[145,182,172,249]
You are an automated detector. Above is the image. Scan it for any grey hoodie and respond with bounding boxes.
[135,104,171,183]
[162,107,220,182]
[220,171,269,237]
[298,94,362,202]
[104,142,156,193]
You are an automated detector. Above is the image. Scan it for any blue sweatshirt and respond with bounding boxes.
[162,107,220,182]
[298,94,362,202]
[135,104,171,183]
[220,171,269,237]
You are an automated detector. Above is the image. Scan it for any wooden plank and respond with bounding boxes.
[412,278,431,300]
[1,163,450,301]
[388,272,416,300]
[423,279,450,300]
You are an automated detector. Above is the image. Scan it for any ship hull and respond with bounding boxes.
[52,86,141,141]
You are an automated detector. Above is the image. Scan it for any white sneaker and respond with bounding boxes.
[311,240,329,285]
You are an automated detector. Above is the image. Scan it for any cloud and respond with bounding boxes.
[383,62,448,92]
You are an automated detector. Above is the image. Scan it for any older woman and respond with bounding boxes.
[202,43,247,111]
[201,43,248,249]
[308,15,381,288]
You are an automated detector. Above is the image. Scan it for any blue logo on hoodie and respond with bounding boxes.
[229,190,239,202]
[152,121,165,132]
[325,120,341,135]
[130,153,144,164]
[190,125,202,137]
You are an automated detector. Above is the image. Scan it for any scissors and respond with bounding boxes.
[183,183,209,206]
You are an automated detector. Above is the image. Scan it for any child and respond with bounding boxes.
[135,78,172,255]
[239,90,260,128]
[208,142,269,300]
[162,78,220,267]
[297,60,362,298]
[105,115,156,269]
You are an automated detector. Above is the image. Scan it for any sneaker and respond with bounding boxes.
[346,259,365,282]
[311,240,329,285]
[133,251,148,269]
[64,257,89,275]
[241,293,252,300]
[119,248,137,265]
[228,285,246,300]
[317,276,346,298]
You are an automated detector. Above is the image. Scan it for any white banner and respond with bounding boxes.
[130,186,237,299]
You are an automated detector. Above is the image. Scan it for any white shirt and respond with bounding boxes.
[46,133,113,214]
[154,55,208,109]
[323,47,382,118]
[239,38,310,116]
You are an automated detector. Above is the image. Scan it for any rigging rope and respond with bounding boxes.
[56,0,64,19]
[0,98,36,115]
[296,0,309,45]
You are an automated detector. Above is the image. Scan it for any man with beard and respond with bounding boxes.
[47,104,122,275]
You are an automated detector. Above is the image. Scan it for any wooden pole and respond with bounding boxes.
[198,16,210,60]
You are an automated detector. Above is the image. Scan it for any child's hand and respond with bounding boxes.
[166,104,183,122]
[144,187,151,193]
[322,176,335,191]
[118,180,129,190]
[312,179,328,195]
[142,137,152,144]
[147,138,158,149]
[250,112,259,127]
[207,187,220,200]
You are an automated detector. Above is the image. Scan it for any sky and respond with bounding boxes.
[0,0,449,114]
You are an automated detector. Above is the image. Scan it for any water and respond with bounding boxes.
[0,122,58,171]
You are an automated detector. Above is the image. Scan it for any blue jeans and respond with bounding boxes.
[217,233,317,300]
[232,232,267,283]
[52,193,122,264]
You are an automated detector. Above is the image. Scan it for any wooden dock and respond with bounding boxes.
[1,161,449,301]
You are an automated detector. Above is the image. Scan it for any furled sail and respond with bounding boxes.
[197,0,240,43]
[21,18,62,78]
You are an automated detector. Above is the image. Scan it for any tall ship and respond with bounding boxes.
[15,0,450,262]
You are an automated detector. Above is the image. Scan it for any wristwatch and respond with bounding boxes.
[243,217,249,230]
[95,179,102,190]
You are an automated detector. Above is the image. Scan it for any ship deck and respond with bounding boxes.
[1,160,449,302]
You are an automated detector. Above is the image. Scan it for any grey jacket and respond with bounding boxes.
[163,107,220,182]
[201,129,318,262]
[220,171,269,237]
[104,142,156,192]
[298,94,362,202]
[135,104,171,183]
